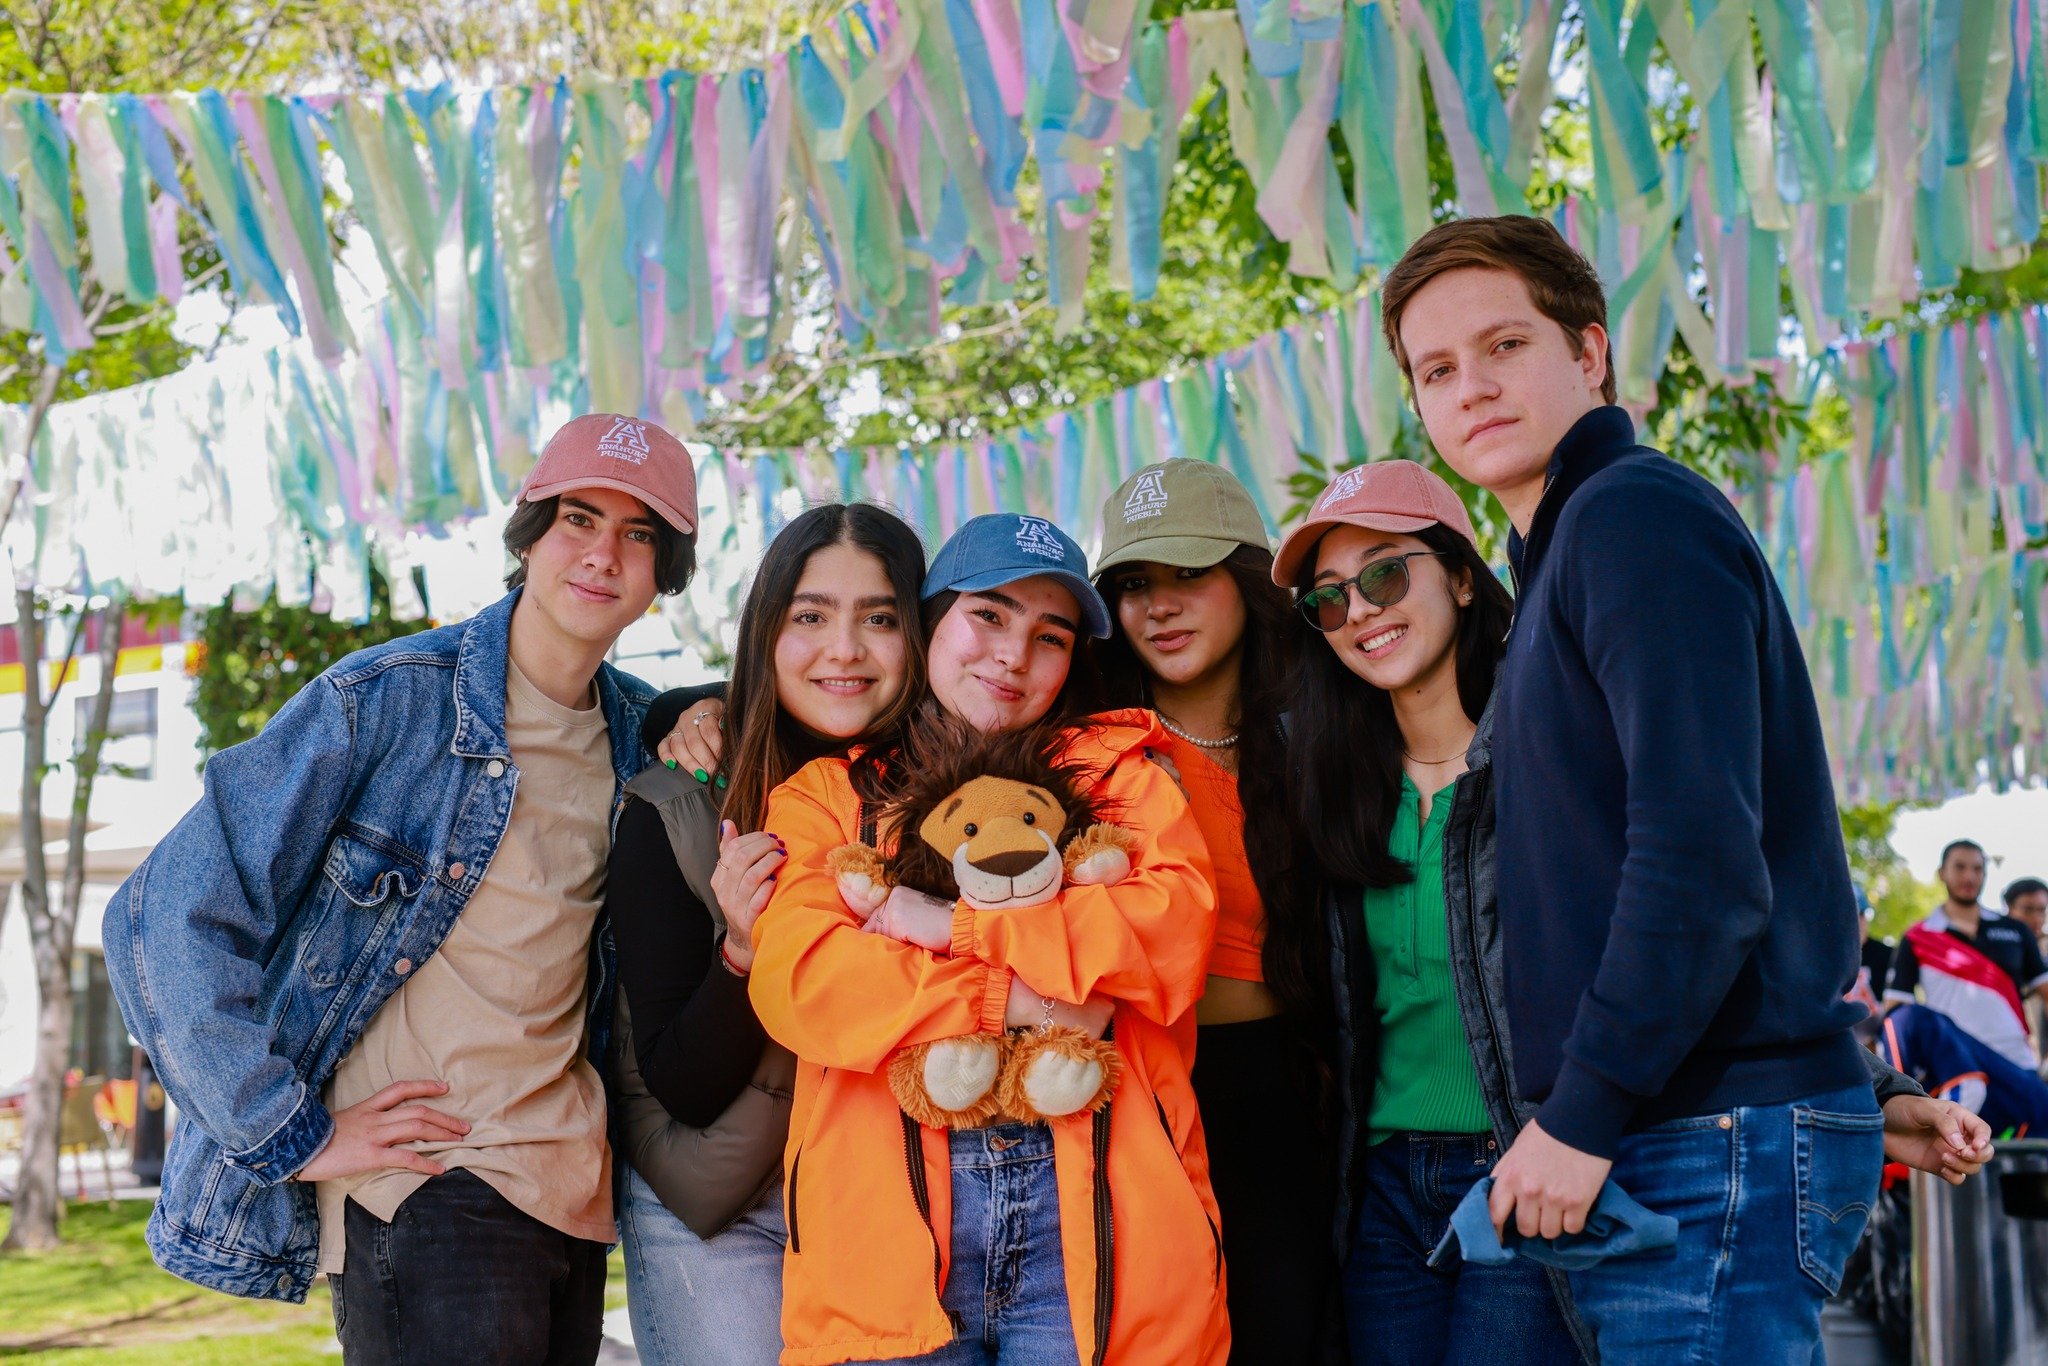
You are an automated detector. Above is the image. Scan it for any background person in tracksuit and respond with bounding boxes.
[1374,216,1994,1361]
[101,415,697,1364]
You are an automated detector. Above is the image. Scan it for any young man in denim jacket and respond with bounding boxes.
[103,414,698,1364]
[1375,218,1992,1362]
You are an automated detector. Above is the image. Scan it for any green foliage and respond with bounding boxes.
[1840,800,1941,943]
[190,572,417,756]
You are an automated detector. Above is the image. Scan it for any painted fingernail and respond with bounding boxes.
[694,768,709,783]
[665,758,677,769]
[715,775,729,790]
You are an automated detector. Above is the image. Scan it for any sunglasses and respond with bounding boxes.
[1297,551,1455,632]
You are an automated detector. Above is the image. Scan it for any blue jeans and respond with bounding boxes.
[880,1123,1079,1366]
[1567,1083,1885,1363]
[1344,1132,1582,1365]
[619,1166,786,1366]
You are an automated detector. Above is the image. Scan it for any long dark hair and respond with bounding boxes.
[721,503,929,833]
[1283,521,1513,889]
[1091,545,1312,1015]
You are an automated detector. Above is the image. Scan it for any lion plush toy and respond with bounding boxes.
[828,724,1138,1128]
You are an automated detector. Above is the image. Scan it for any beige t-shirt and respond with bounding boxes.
[317,662,616,1272]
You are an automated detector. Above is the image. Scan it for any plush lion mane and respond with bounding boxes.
[877,715,1110,901]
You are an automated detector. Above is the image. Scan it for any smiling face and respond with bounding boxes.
[1110,559,1248,693]
[1397,267,1608,530]
[1310,525,1469,694]
[773,540,910,741]
[926,576,1082,733]
[516,487,663,653]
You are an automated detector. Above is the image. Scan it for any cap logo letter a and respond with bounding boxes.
[1014,516,1065,559]
[596,418,653,465]
[1323,465,1369,507]
[1122,469,1169,522]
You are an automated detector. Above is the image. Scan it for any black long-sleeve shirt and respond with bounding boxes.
[606,683,764,1128]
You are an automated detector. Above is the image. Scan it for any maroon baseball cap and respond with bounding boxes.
[1271,459,1477,584]
[518,413,699,535]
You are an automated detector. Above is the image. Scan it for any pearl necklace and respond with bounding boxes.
[1159,713,1238,749]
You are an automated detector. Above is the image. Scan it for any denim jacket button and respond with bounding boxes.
[446,861,466,881]
[486,760,506,778]
[393,958,414,976]
[277,1274,292,1292]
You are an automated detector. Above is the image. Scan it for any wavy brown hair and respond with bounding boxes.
[721,504,929,833]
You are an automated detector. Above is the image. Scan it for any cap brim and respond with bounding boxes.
[521,476,697,535]
[937,566,1113,638]
[1095,534,1244,573]
[1271,511,1438,585]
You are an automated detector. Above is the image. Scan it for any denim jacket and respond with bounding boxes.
[100,590,654,1302]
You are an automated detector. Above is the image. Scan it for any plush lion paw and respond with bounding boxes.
[997,1027,1121,1119]
[827,843,891,921]
[1062,824,1138,887]
[890,1037,1003,1128]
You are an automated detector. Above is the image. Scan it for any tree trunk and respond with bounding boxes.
[5,971,73,1250]
[1,594,122,1251]
[3,587,57,1251]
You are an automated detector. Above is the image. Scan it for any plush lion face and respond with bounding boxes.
[878,719,1104,905]
[918,775,1072,908]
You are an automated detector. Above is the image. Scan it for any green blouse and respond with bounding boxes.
[1363,775,1491,1143]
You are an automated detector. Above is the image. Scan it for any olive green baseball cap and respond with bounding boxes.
[1095,460,1270,573]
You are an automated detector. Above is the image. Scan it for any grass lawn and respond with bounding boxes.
[0,1201,629,1361]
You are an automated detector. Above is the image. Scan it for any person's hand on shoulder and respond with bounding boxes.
[658,698,727,783]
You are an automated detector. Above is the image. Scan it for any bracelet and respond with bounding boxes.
[1040,994,1056,1034]
[720,942,750,978]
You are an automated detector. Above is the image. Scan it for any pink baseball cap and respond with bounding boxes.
[1271,459,1477,584]
[517,413,699,535]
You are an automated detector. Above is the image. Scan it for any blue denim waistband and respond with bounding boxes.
[1382,1131,1499,1166]
[948,1121,1055,1167]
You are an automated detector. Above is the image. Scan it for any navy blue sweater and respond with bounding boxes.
[1496,407,1869,1159]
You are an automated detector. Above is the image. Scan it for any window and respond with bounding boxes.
[79,687,159,780]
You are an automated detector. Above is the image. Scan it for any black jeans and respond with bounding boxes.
[329,1169,608,1365]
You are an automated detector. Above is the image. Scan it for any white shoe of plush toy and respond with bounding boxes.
[1066,847,1131,886]
[1019,1050,1107,1118]
[923,1037,1003,1112]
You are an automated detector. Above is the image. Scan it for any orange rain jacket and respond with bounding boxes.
[749,710,1228,1365]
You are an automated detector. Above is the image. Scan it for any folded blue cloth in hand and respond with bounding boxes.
[1427,1175,1679,1270]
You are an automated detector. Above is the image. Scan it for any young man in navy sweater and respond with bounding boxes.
[1378,216,1991,1359]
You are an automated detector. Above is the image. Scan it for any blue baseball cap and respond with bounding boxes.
[923,514,1112,637]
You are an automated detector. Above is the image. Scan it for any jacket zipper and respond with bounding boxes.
[899,1112,953,1333]
[1090,1104,1116,1366]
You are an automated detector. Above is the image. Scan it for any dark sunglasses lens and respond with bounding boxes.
[1302,587,1348,632]
[1359,558,1411,607]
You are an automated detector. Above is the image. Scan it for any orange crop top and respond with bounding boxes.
[1161,732,1266,982]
